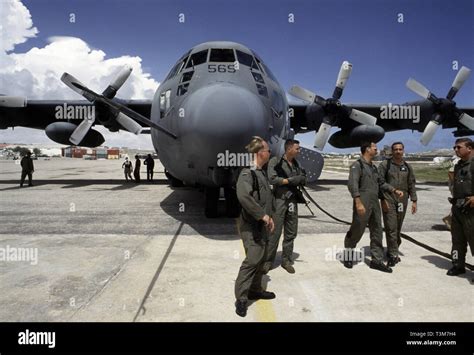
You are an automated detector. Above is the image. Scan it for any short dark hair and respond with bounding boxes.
[285,139,300,151]
[360,141,374,154]
[391,142,404,150]
[455,137,473,148]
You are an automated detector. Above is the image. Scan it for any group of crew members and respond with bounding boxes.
[234,137,474,317]
[122,154,155,183]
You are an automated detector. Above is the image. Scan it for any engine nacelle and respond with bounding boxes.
[45,122,105,147]
[329,125,385,148]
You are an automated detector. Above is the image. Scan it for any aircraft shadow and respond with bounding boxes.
[159,187,240,240]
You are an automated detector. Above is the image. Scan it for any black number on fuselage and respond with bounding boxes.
[208,64,236,73]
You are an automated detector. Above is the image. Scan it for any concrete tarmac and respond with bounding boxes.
[0,158,472,322]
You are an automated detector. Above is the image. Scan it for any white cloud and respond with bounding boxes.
[0,0,158,149]
[0,0,38,52]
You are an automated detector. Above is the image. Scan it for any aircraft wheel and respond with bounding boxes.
[224,187,240,218]
[205,187,219,218]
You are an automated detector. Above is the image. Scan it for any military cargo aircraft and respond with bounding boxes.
[1,41,473,217]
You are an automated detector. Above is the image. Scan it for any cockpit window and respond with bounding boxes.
[185,49,208,68]
[260,62,278,83]
[209,48,235,62]
[252,72,265,84]
[164,51,190,81]
[180,71,194,83]
[236,50,259,70]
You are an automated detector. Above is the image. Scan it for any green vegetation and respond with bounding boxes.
[323,158,450,184]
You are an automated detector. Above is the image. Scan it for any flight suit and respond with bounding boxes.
[344,158,395,262]
[450,156,474,268]
[234,167,274,302]
[378,159,417,259]
[265,156,306,266]
[20,155,34,187]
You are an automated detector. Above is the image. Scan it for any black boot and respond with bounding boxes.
[370,260,393,273]
[235,300,248,317]
[447,265,466,276]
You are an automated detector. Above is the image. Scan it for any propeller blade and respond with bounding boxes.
[349,109,377,126]
[289,85,316,103]
[116,112,143,134]
[69,115,95,145]
[447,66,471,100]
[313,122,332,150]
[333,61,352,99]
[406,78,432,100]
[0,96,27,107]
[420,120,441,146]
[289,86,327,106]
[102,65,133,99]
[451,66,471,91]
[459,112,474,130]
[61,73,96,102]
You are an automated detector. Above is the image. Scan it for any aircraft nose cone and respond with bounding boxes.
[183,83,268,145]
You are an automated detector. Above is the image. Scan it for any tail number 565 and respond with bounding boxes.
[208,64,236,73]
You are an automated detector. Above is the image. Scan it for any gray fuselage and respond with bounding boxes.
[149,41,291,187]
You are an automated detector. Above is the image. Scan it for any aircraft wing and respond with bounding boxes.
[0,66,179,147]
[288,99,474,148]
[288,63,474,149]
[289,100,474,133]
[0,98,158,147]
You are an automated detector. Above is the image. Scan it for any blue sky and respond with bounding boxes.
[9,0,474,152]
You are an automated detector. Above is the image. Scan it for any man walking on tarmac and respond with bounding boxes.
[263,139,306,274]
[20,151,34,187]
[447,137,474,277]
[234,136,275,317]
[344,141,404,273]
[378,142,418,267]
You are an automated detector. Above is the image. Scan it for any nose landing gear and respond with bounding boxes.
[205,187,241,218]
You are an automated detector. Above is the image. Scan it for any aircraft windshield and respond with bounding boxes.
[209,48,235,62]
[185,49,208,68]
[236,50,259,70]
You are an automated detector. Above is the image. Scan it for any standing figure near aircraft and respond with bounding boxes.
[378,142,417,267]
[20,151,34,187]
[134,155,141,183]
[343,142,403,273]
[234,136,275,318]
[122,157,133,182]
[144,154,155,182]
[447,138,474,277]
[263,139,306,274]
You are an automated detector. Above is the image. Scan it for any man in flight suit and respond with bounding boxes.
[234,136,275,317]
[378,142,417,267]
[344,142,404,273]
[447,137,474,277]
[144,154,155,181]
[20,151,34,187]
[263,139,306,274]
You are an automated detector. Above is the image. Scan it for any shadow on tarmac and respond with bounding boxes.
[0,179,169,191]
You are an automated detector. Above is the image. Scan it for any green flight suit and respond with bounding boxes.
[450,156,474,268]
[235,167,274,301]
[344,157,395,262]
[378,159,417,258]
[266,156,306,266]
